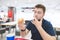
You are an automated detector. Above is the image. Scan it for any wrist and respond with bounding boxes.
[21,28,26,31]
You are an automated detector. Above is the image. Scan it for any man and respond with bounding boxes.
[18,4,56,40]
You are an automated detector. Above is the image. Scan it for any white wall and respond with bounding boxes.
[44,9,60,27]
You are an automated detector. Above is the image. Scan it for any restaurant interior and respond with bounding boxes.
[0,0,60,40]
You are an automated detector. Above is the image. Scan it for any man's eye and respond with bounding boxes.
[38,12,41,14]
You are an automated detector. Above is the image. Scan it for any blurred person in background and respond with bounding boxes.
[18,4,56,40]
[2,15,8,22]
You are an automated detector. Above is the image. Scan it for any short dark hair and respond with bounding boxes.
[35,4,46,13]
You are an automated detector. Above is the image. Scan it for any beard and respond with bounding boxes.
[34,17,41,21]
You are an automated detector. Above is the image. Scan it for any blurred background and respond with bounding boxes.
[0,0,60,40]
[0,0,60,27]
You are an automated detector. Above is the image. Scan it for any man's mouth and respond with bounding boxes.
[38,19,41,21]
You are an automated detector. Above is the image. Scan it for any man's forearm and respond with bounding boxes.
[36,26,56,40]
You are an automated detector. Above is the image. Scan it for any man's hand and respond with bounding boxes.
[18,23,26,30]
[18,18,26,30]
[32,16,43,27]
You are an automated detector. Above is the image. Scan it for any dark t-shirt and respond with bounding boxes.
[26,19,55,40]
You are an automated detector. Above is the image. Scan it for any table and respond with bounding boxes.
[53,26,60,28]
[53,26,60,32]
[0,21,17,33]
[0,21,16,25]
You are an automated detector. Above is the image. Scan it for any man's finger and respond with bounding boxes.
[31,20,35,25]
[33,16,38,21]
[39,18,43,23]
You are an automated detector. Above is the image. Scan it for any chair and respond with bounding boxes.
[25,20,30,25]
[0,23,6,38]
[11,25,16,32]
[15,30,20,36]
[56,28,60,40]
[6,26,9,32]
[0,28,6,38]
[2,25,10,33]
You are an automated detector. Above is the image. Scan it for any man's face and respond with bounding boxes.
[33,8,45,20]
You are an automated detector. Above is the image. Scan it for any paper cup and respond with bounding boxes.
[6,34,15,40]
